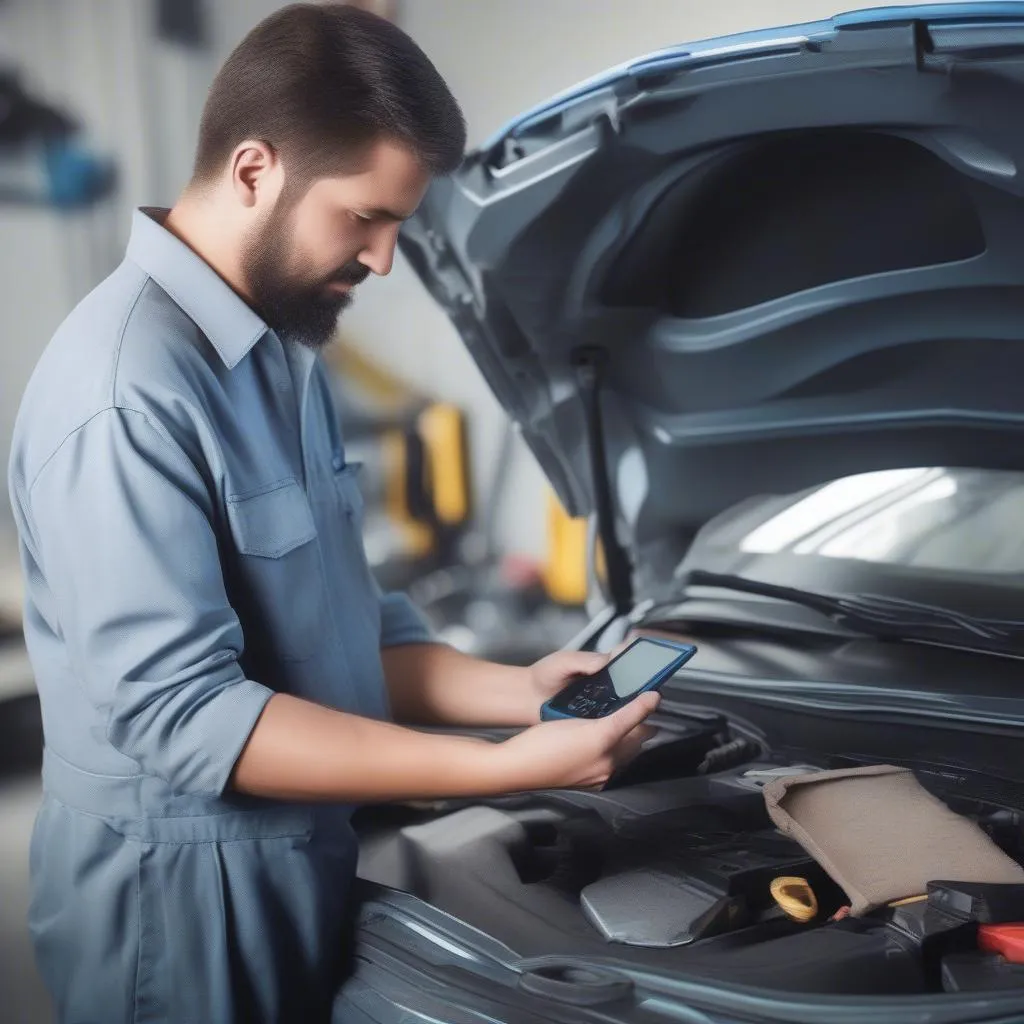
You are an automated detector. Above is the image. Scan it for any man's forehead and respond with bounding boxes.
[313,141,430,217]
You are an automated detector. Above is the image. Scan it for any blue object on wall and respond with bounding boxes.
[43,138,116,208]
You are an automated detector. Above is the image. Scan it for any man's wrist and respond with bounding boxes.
[483,661,543,728]
[518,665,542,725]
[475,727,545,796]
[455,734,518,797]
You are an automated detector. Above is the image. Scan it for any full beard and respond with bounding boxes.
[241,207,368,351]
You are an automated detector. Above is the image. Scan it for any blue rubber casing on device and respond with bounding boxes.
[540,637,697,721]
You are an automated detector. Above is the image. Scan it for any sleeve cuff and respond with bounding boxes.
[204,676,276,796]
[116,671,278,798]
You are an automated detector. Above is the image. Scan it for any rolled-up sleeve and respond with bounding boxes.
[28,406,273,796]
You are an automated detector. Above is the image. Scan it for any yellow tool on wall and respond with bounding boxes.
[382,402,471,560]
[542,492,607,607]
[381,427,434,558]
[327,339,471,563]
[418,403,469,528]
[542,493,589,605]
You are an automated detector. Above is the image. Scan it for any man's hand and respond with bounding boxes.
[527,649,610,722]
[491,691,661,792]
[528,646,635,723]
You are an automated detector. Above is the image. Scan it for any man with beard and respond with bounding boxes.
[6,4,659,1022]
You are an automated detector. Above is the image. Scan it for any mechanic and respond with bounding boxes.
[6,4,658,1022]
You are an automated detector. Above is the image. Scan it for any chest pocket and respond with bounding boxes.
[226,479,324,662]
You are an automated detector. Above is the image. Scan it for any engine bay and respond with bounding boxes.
[354,697,1024,997]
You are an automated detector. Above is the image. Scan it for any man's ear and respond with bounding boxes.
[230,140,278,209]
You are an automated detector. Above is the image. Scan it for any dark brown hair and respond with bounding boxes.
[192,3,466,190]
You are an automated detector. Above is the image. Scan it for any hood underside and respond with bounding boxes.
[400,3,1024,589]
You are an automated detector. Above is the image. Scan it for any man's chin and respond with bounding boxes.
[277,320,342,351]
[264,297,350,351]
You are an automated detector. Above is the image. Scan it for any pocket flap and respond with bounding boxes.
[227,480,317,558]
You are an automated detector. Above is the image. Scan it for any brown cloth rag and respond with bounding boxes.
[763,764,1024,916]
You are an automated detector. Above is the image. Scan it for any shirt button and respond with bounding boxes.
[332,453,345,472]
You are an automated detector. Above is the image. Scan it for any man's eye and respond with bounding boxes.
[350,211,372,224]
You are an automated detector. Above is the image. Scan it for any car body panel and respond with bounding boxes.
[400,2,1024,597]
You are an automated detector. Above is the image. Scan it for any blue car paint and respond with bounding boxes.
[482,2,1024,149]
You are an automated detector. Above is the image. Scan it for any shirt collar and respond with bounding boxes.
[125,207,269,370]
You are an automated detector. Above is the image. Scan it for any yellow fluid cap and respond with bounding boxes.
[770,876,818,923]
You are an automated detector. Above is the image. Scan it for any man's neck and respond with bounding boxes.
[162,200,255,306]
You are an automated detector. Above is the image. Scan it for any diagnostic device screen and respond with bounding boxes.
[607,640,684,697]
[545,639,696,719]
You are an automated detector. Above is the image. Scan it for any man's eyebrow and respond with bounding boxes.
[360,206,414,222]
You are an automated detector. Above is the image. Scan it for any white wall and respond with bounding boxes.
[0,0,213,534]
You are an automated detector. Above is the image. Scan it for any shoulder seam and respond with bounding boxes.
[26,405,184,500]
[109,273,151,406]
[27,407,119,498]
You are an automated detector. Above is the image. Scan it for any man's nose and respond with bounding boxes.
[358,223,401,277]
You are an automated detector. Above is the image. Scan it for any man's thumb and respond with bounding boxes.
[604,691,660,737]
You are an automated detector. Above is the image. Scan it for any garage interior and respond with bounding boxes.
[0,2,1004,1022]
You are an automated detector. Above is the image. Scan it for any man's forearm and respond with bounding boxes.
[231,692,509,802]
[382,643,539,728]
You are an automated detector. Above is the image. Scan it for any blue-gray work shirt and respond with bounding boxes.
[10,207,433,797]
[8,207,437,1021]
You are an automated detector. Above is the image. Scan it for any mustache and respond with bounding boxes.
[326,262,371,287]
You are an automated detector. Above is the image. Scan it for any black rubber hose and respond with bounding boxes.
[697,737,760,775]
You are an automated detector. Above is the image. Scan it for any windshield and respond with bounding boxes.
[731,468,1024,577]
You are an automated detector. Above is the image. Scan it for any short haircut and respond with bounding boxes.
[191,3,466,191]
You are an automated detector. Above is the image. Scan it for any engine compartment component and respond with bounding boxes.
[770,876,818,923]
[979,923,1024,964]
[602,712,725,789]
[579,815,839,948]
[942,952,1024,993]
[929,881,1024,925]
[581,867,741,948]
[354,656,1024,1000]
[764,764,1024,915]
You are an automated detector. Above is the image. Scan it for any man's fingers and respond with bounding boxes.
[605,639,633,662]
[558,651,609,677]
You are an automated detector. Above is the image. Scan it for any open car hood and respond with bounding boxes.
[400,3,1024,596]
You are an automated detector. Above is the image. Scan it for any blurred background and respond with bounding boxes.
[0,1,929,1020]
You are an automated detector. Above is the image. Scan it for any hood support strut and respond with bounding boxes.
[573,347,634,615]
